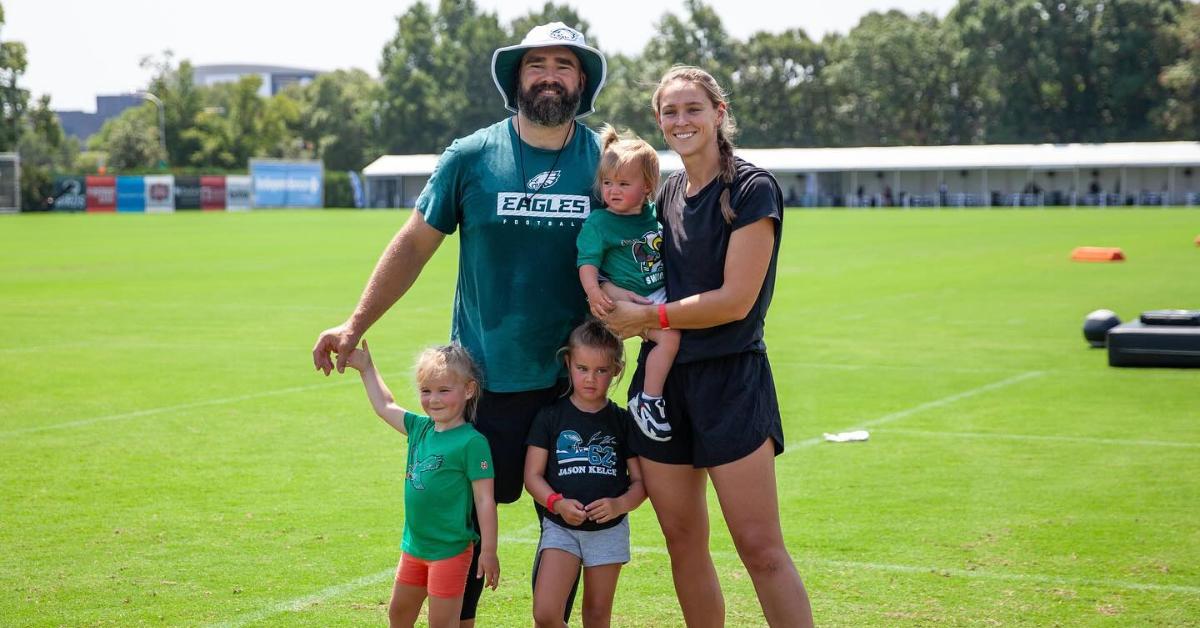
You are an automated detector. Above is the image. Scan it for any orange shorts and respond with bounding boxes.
[395,545,474,599]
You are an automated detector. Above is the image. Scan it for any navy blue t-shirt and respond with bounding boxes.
[656,157,783,363]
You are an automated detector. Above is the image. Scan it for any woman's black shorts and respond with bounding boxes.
[627,345,784,468]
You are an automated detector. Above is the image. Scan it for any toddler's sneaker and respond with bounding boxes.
[629,393,672,442]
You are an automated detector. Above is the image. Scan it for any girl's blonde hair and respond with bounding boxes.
[560,319,626,389]
[594,124,660,204]
[414,344,482,422]
[652,65,740,225]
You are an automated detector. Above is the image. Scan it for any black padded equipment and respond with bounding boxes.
[1107,321,1200,367]
[1083,309,1121,348]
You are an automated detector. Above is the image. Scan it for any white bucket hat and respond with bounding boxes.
[491,22,607,119]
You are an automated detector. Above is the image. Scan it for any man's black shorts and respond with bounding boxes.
[473,381,569,504]
[627,344,784,468]
[461,380,567,620]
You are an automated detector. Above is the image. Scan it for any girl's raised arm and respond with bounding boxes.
[345,340,409,435]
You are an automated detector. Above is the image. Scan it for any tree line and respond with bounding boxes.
[2,0,1199,210]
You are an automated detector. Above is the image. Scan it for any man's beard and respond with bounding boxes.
[517,81,582,127]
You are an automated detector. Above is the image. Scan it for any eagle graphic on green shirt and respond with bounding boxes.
[407,455,445,491]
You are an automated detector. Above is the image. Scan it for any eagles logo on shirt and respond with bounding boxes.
[527,170,561,191]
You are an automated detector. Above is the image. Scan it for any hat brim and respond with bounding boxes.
[491,42,607,119]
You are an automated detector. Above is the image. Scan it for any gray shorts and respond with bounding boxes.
[537,517,630,567]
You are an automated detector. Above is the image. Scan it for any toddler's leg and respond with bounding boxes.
[533,549,583,628]
[630,328,680,442]
[641,328,680,397]
[580,564,622,628]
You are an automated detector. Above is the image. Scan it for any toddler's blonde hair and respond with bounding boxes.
[414,344,482,422]
[594,124,660,204]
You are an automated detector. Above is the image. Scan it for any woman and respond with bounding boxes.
[601,66,813,627]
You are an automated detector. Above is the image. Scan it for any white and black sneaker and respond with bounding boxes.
[629,393,672,442]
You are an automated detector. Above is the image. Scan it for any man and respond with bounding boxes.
[312,23,606,626]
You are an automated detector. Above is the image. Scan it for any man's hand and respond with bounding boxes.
[312,323,361,375]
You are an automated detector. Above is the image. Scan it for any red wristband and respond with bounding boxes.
[658,303,671,330]
[546,493,564,512]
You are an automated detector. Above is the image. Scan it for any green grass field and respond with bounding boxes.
[2,208,1198,626]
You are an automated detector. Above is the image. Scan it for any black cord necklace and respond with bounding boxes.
[515,116,573,210]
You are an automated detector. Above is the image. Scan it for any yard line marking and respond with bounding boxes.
[789,370,1045,451]
[207,568,394,628]
[877,427,1200,449]
[0,380,355,439]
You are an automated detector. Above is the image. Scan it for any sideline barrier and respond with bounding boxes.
[1071,246,1125,262]
[85,176,115,212]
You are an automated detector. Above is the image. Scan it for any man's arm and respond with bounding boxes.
[312,211,446,375]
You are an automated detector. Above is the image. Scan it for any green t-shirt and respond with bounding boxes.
[576,202,664,297]
[416,119,600,392]
[401,412,494,560]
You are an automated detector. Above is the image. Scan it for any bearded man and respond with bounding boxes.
[313,23,607,626]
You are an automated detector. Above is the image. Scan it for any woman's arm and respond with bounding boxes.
[603,217,776,338]
[471,478,500,590]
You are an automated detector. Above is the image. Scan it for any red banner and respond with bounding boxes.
[200,176,226,210]
[85,176,116,212]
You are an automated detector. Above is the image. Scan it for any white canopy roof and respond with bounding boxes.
[363,141,1200,177]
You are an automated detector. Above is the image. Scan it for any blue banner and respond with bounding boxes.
[116,176,146,213]
[348,171,365,209]
[250,160,324,208]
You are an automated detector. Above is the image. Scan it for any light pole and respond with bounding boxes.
[138,91,167,168]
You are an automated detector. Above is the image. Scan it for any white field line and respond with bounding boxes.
[0,379,355,439]
[788,370,1045,451]
[213,531,1199,625]
[877,427,1200,449]
[207,568,394,628]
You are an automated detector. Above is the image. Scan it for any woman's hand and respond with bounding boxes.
[603,300,654,340]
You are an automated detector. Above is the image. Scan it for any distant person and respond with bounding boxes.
[576,125,679,442]
[344,342,499,628]
[313,22,608,625]
[524,321,646,627]
[600,65,814,627]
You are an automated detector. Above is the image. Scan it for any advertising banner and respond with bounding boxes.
[250,159,323,208]
[200,176,226,210]
[52,176,87,212]
[226,175,251,211]
[174,175,202,210]
[116,176,145,213]
[144,175,175,213]
[85,175,116,212]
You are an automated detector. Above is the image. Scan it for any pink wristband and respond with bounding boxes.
[546,493,564,512]
[658,303,671,330]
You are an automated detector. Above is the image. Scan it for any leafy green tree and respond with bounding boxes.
[18,95,77,209]
[1158,1,1200,136]
[735,29,835,147]
[292,69,379,170]
[824,11,956,146]
[378,3,445,153]
[89,103,165,170]
[642,0,737,89]
[0,1,29,152]
[141,52,204,166]
[591,53,662,145]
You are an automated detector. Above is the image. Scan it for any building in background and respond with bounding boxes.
[56,93,144,142]
[192,64,320,98]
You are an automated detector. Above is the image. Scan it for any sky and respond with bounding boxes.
[4,0,958,112]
